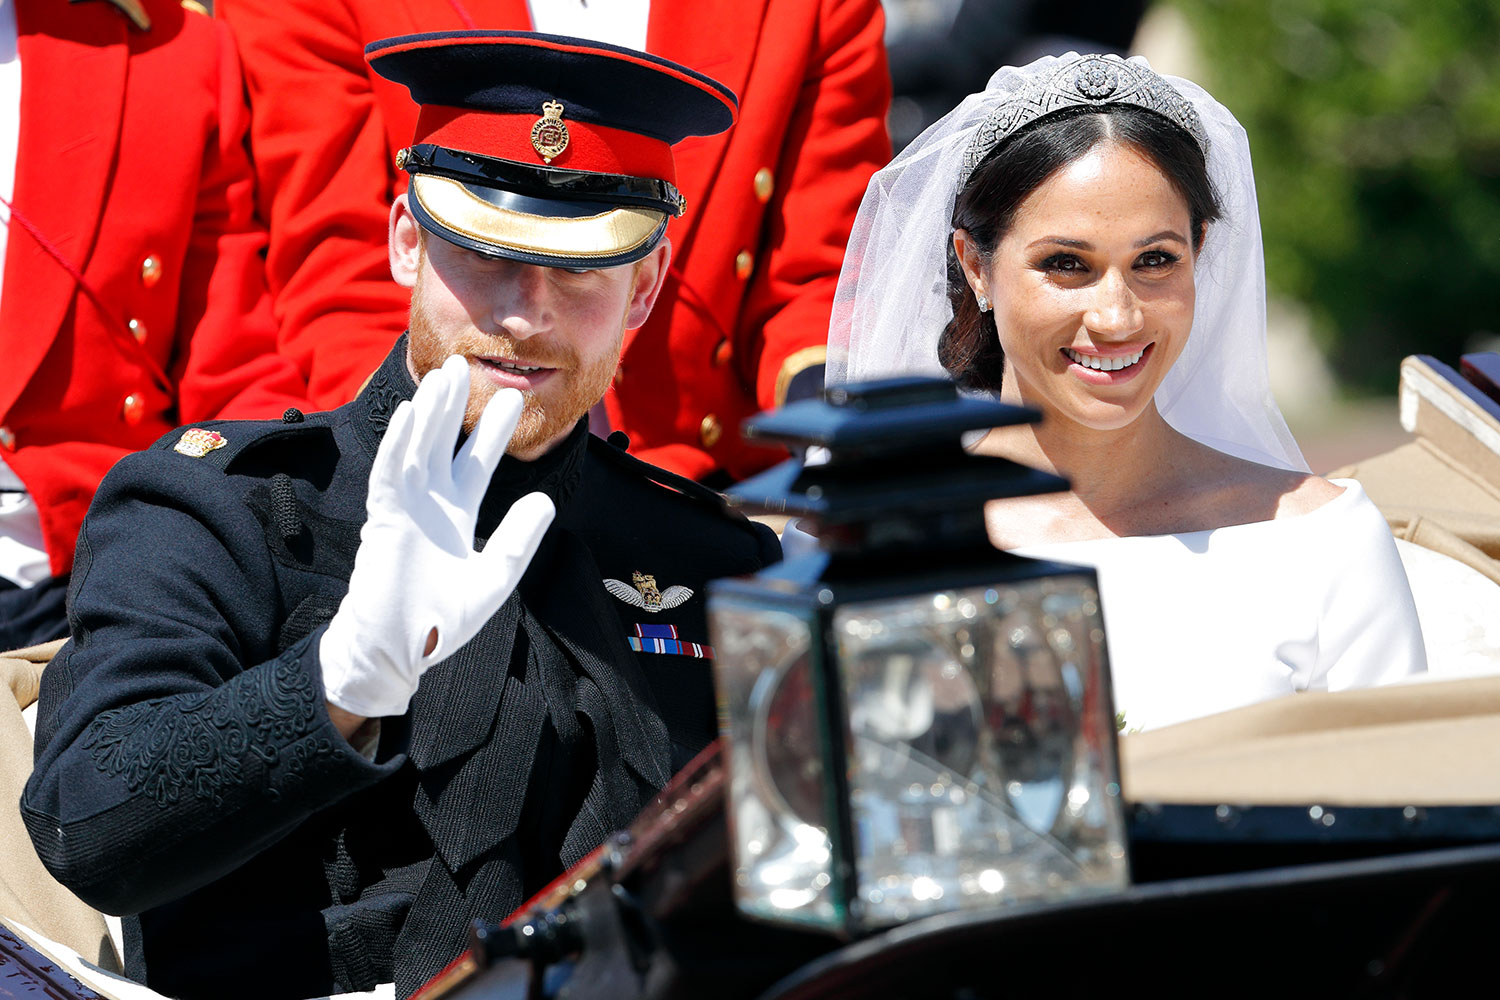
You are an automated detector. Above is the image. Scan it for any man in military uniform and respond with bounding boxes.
[23,32,778,1000]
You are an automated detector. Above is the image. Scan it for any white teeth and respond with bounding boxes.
[496,361,541,373]
[1064,347,1145,371]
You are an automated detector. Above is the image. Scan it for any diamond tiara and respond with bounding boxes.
[960,54,1210,184]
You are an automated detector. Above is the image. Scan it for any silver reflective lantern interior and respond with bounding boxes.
[713,600,841,927]
[836,579,1126,927]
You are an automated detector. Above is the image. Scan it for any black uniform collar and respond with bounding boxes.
[352,335,589,529]
[351,335,420,454]
[476,419,587,537]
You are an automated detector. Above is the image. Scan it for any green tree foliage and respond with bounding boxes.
[1170,0,1500,392]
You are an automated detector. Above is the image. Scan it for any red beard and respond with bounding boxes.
[406,274,620,458]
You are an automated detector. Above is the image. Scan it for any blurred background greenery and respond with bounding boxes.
[1166,0,1500,396]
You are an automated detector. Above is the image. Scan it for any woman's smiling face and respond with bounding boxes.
[961,139,1199,433]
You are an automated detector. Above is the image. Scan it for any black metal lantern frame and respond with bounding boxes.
[709,378,1129,936]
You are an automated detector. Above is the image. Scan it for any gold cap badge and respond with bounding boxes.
[173,428,227,458]
[530,100,570,164]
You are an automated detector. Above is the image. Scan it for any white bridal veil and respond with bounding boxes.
[826,53,1309,473]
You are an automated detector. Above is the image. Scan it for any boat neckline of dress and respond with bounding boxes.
[1007,477,1365,550]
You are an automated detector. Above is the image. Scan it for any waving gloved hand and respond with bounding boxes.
[320,354,556,719]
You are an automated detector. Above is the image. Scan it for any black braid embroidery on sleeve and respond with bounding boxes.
[83,643,339,809]
[270,473,306,541]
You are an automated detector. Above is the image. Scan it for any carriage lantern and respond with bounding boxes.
[708,377,1129,936]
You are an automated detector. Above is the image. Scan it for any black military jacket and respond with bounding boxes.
[23,339,779,999]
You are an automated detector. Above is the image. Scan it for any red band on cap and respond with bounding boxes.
[414,105,677,184]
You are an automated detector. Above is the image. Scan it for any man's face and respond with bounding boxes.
[391,195,669,460]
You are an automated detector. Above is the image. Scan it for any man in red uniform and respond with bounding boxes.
[220,0,890,485]
[0,0,312,647]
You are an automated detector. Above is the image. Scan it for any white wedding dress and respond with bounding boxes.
[1009,479,1426,732]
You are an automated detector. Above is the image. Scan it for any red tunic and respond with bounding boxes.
[220,0,891,482]
[0,0,312,575]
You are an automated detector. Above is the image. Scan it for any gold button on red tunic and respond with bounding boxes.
[699,413,722,448]
[753,167,774,203]
[122,394,145,425]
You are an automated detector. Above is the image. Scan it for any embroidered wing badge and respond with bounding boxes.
[603,570,693,613]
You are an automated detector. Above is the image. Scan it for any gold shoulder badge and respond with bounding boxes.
[531,101,570,164]
[603,571,694,613]
[173,428,227,458]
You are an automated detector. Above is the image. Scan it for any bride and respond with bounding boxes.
[825,53,1426,731]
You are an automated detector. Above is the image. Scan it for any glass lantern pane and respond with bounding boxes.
[833,576,1127,929]
[710,598,840,928]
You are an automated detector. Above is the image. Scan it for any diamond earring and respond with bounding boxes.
[976,294,991,313]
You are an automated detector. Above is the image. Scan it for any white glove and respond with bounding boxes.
[320,355,556,718]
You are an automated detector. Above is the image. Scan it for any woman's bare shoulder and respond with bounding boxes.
[1273,471,1346,516]
[1197,449,1345,521]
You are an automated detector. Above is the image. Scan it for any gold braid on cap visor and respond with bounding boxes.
[412,174,665,260]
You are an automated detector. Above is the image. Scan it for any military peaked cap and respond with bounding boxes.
[367,30,738,269]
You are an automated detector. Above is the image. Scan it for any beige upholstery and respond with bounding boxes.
[1121,673,1500,805]
[1330,354,1500,574]
[0,639,122,973]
